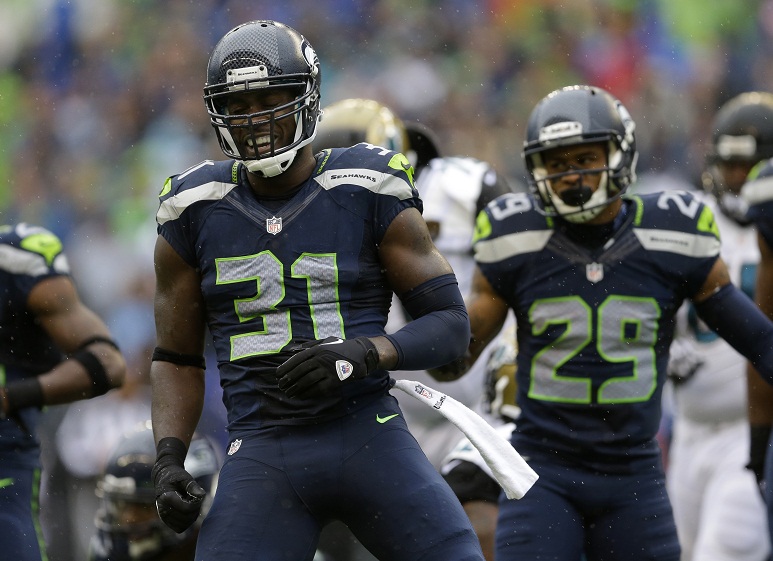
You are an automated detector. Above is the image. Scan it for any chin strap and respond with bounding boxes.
[244,149,299,178]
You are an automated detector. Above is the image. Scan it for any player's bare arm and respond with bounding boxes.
[150,235,207,447]
[24,276,125,404]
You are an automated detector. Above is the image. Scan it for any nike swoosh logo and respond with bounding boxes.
[376,413,399,424]
[321,338,344,345]
[0,478,14,488]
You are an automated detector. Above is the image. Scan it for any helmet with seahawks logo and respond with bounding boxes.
[204,20,321,178]
[523,85,637,223]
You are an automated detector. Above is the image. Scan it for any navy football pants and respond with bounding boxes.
[196,393,484,561]
[496,455,680,561]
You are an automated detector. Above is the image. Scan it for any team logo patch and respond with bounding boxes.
[336,360,353,381]
[586,262,604,283]
[266,216,282,235]
[227,438,242,456]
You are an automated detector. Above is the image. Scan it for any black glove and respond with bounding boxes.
[748,425,772,495]
[276,336,379,398]
[151,437,206,534]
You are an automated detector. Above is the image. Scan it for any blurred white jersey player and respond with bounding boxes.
[665,92,773,561]
[314,99,516,466]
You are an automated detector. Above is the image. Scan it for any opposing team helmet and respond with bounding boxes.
[405,121,442,174]
[523,85,637,223]
[703,92,773,223]
[90,422,219,561]
[204,20,321,178]
[313,98,409,154]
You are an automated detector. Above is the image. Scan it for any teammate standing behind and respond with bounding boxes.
[432,84,773,561]
[741,153,773,549]
[665,92,773,561]
[0,222,126,561]
[149,21,485,561]
[314,97,515,466]
[88,421,219,561]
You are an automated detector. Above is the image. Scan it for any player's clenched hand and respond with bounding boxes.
[151,437,206,534]
[276,336,379,398]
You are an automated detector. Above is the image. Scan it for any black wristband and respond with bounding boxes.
[152,347,206,369]
[77,336,120,351]
[5,377,45,413]
[70,348,112,397]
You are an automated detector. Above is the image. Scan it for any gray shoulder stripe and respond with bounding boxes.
[475,230,553,263]
[633,228,720,257]
[157,181,238,225]
[0,245,70,276]
[314,168,414,200]
[742,176,773,206]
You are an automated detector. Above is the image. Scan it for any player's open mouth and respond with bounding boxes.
[245,135,273,156]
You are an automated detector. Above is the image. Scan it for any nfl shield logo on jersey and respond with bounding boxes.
[228,438,242,456]
[586,262,604,283]
[266,216,282,235]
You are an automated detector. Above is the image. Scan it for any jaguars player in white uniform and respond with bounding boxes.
[665,92,773,561]
[314,98,515,467]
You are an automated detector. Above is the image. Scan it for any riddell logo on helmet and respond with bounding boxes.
[539,121,583,143]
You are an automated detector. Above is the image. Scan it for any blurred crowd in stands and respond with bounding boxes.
[1,0,772,559]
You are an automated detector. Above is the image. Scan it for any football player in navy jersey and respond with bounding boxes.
[149,20,483,561]
[665,92,773,561]
[741,155,773,549]
[433,84,773,561]
[0,223,126,561]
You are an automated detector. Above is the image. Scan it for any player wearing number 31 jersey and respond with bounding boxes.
[150,20,484,561]
[433,85,773,561]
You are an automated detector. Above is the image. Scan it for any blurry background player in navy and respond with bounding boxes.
[665,92,773,561]
[149,20,485,561]
[432,84,773,561]
[88,421,219,561]
[0,222,126,561]
[741,154,773,552]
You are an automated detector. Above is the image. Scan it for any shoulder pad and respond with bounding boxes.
[314,144,416,200]
[0,223,69,276]
[157,160,240,225]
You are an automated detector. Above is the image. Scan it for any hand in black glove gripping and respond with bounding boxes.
[276,336,379,398]
[151,437,206,534]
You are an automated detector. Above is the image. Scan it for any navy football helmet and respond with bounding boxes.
[313,98,409,154]
[204,20,321,177]
[703,92,773,224]
[89,422,219,561]
[523,85,637,223]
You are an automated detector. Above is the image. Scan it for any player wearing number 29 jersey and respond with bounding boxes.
[432,85,773,561]
[158,144,419,428]
[476,188,717,466]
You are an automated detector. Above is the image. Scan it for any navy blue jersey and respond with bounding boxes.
[473,191,720,470]
[157,144,421,430]
[0,223,68,453]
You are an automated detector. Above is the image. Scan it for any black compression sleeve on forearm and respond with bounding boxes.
[385,274,470,371]
[695,283,773,384]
